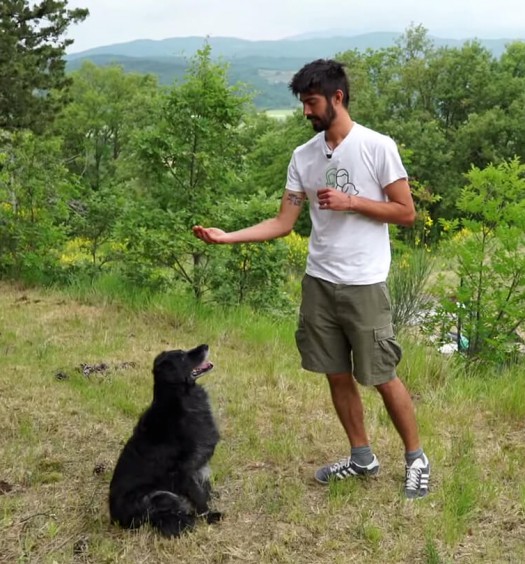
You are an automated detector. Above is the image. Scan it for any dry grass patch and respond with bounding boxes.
[1,282,524,563]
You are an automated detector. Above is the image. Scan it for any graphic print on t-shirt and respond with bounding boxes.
[326,167,359,195]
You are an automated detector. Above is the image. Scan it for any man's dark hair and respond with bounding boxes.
[289,59,350,108]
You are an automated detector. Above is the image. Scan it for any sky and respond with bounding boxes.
[66,0,525,53]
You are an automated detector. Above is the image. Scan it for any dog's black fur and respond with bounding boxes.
[109,344,221,537]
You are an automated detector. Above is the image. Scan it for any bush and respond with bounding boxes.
[426,159,525,363]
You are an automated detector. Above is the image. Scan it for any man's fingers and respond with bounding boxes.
[193,226,210,241]
[193,226,219,244]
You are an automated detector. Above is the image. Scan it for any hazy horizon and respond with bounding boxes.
[65,0,525,54]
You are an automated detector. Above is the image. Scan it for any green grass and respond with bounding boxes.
[1,281,525,563]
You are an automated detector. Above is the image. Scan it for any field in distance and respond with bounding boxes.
[265,108,297,120]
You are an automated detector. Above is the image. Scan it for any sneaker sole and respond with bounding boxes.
[405,488,430,500]
[314,467,380,485]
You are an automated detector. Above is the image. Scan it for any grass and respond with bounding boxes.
[1,280,524,563]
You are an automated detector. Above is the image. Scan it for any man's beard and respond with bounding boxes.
[308,101,336,132]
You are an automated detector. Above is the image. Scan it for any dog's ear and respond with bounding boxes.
[153,351,181,382]
[153,351,169,372]
[152,350,193,387]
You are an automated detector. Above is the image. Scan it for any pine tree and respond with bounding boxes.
[0,0,88,133]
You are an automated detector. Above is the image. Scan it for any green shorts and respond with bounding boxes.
[295,274,402,386]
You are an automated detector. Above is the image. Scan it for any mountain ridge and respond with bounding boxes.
[65,32,525,110]
[66,31,523,59]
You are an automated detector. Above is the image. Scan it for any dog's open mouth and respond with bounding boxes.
[191,361,214,379]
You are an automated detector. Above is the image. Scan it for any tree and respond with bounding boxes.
[0,0,88,133]
[49,63,161,277]
[56,61,159,190]
[0,130,75,279]
[430,159,525,362]
[432,41,497,132]
[67,186,125,273]
[122,44,253,299]
[207,194,291,311]
[338,27,525,228]
[244,110,313,235]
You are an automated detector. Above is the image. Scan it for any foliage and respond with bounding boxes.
[55,61,159,190]
[116,203,207,293]
[338,25,525,229]
[3,26,525,334]
[244,110,313,235]
[244,110,311,197]
[207,194,291,312]
[121,44,254,299]
[397,146,442,246]
[0,130,75,281]
[283,231,308,275]
[0,0,88,133]
[388,247,434,332]
[67,186,126,273]
[428,159,525,362]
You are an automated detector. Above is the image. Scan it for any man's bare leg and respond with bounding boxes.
[315,372,379,483]
[326,372,368,447]
[375,376,420,452]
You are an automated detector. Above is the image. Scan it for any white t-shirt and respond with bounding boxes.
[286,122,408,285]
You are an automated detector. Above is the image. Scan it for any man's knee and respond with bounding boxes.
[374,375,400,395]
[327,372,357,391]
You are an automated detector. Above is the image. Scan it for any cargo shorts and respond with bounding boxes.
[295,274,402,386]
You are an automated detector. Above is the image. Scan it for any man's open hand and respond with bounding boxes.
[192,226,231,244]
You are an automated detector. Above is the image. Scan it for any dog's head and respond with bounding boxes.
[153,344,213,388]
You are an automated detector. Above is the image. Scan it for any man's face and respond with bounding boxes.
[300,93,336,132]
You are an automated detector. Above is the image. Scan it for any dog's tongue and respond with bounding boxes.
[191,361,214,379]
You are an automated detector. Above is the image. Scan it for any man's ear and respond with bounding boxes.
[333,89,345,107]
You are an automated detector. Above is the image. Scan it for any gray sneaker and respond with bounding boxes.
[315,454,380,484]
[404,453,430,499]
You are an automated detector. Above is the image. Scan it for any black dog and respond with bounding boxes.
[109,344,221,537]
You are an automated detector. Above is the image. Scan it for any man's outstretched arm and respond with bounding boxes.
[192,190,306,244]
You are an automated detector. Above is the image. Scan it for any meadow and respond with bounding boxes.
[1,280,524,563]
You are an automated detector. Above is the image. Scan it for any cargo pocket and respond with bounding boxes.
[372,323,403,375]
[295,312,306,351]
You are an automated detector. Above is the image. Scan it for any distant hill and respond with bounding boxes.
[66,34,406,61]
[65,53,308,109]
[65,33,523,110]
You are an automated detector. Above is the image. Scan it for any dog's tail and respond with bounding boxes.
[143,490,196,538]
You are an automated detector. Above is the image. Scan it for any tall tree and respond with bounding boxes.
[338,26,525,226]
[56,61,159,190]
[121,44,253,299]
[0,0,88,133]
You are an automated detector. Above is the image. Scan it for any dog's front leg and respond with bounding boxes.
[188,467,223,523]
[185,474,212,515]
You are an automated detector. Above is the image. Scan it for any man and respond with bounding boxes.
[193,59,430,499]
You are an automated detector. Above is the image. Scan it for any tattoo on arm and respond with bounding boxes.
[286,193,304,207]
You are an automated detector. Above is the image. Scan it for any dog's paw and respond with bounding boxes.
[206,511,223,524]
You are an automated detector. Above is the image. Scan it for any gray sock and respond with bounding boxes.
[405,447,424,466]
[351,445,374,466]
